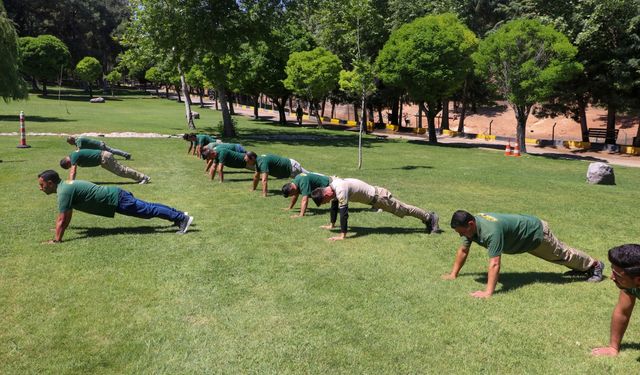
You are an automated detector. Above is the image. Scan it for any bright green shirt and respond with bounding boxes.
[293,172,330,196]
[57,180,120,217]
[196,134,216,147]
[461,213,544,257]
[69,149,102,167]
[74,137,103,149]
[217,149,247,169]
[256,154,291,178]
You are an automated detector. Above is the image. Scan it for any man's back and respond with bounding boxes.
[57,180,120,217]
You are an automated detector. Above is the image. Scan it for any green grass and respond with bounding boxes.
[1,91,640,373]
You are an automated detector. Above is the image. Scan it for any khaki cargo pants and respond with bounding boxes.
[370,186,432,223]
[100,151,144,182]
[528,220,596,272]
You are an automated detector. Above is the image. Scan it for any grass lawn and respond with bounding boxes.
[1,91,639,373]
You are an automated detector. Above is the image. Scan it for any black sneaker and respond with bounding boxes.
[177,215,194,234]
[424,212,440,234]
[125,154,131,160]
[587,261,605,282]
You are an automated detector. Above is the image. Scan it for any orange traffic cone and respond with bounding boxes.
[513,142,521,157]
[504,142,512,156]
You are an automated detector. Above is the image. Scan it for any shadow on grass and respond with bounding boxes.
[393,165,434,171]
[0,115,76,123]
[470,271,594,294]
[90,181,139,185]
[528,152,608,164]
[346,225,428,238]
[71,225,199,239]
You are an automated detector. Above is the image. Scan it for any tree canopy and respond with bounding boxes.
[18,34,70,96]
[474,18,583,151]
[75,56,102,98]
[0,1,27,102]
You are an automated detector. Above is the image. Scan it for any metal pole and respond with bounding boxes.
[489,120,493,135]
[552,122,557,142]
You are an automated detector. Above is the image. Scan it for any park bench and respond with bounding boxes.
[587,128,619,143]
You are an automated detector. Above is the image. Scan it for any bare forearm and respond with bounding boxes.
[261,174,268,197]
[609,308,633,350]
[299,196,308,216]
[449,247,469,277]
[485,260,500,295]
[69,166,77,180]
[252,172,259,190]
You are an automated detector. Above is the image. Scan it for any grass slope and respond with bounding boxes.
[1,92,639,373]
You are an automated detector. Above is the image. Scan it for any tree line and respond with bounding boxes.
[2,0,639,152]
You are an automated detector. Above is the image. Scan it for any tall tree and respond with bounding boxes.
[18,35,70,96]
[284,47,342,127]
[75,56,102,98]
[473,19,583,152]
[0,1,27,102]
[376,13,478,142]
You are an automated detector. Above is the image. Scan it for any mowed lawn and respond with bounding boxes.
[1,92,639,373]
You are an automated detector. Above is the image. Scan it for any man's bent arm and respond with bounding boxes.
[251,171,259,191]
[69,165,77,180]
[298,196,308,216]
[445,246,470,279]
[218,164,225,183]
[592,290,636,356]
[205,159,213,172]
[482,255,501,296]
[287,193,299,210]
[54,210,73,242]
[260,173,268,197]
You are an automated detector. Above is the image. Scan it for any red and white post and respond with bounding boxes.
[17,111,31,148]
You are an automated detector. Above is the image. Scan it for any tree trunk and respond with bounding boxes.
[314,101,323,128]
[31,77,40,91]
[606,104,616,144]
[457,99,467,133]
[578,99,588,142]
[253,95,259,119]
[273,96,288,125]
[354,103,359,123]
[331,102,336,118]
[398,98,403,125]
[218,87,236,137]
[390,99,399,125]
[88,84,93,98]
[199,89,204,107]
[155,85,159,96]
[228,93,235,115]
[422,102,438,143]
[42,80,48,96]
[418,101,424,129]
[176,86,182,103]
[358,93,366,169]
[377,105,383,125]
[441,100,450,131]
[178,64,195,130]
[514,104,530,153]
[321,98,326,118]
[634,118,640,146]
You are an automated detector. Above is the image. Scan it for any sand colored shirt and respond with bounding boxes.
[256,154,291,178]
[74,137,103,149]
[69,149,103,167]
[330,178,376,208]
[57,180,120,217]
[216,149,247,169]
[461,213,544,257]
[293,172,331,196]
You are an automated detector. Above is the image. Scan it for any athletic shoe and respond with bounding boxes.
[177,215,194,234]
[587,261,605,282]
[424,212,441,234]
[173,212,189,227]
[139,175,151,184]
[125,154,132,160]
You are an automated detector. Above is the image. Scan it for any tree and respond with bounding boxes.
[284,47,342,127]
[185,64,208,107]
[376,13,478,142]
[75,56,102,98]
[145,66,163,96]
[473,19,582,153]
[0,1,27,102]
[18,34,70,96]
[105,70,122,97]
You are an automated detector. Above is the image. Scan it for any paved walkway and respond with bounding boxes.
[225,103,640,168]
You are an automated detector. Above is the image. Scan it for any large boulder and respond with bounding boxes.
[89,97,105,103]
[587,162,615,185]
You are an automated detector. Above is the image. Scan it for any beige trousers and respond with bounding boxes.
[100,151,144,182]
[371,187,432,222]
[528,220,596,271]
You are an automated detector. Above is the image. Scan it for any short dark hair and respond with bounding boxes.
[182,133,195,140]
[38,169,61,184]
[450,210,475,228]
[59,157,71,169]
[245,151,257,161]
[609,244,640,277]
[201,147,211,159]
[310,187,326,207]
[281,182,295,197]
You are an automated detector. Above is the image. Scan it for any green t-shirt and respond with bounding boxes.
[256,154,291,178]
[217,149,247,169]
[213,143,238,152]
[196,134,216,147]
[461,213,544,257]
[625,288,640,298]
[70,149,103,167]
[293,172,331,196]
[75,137,103,149]
[57,180,120,217]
